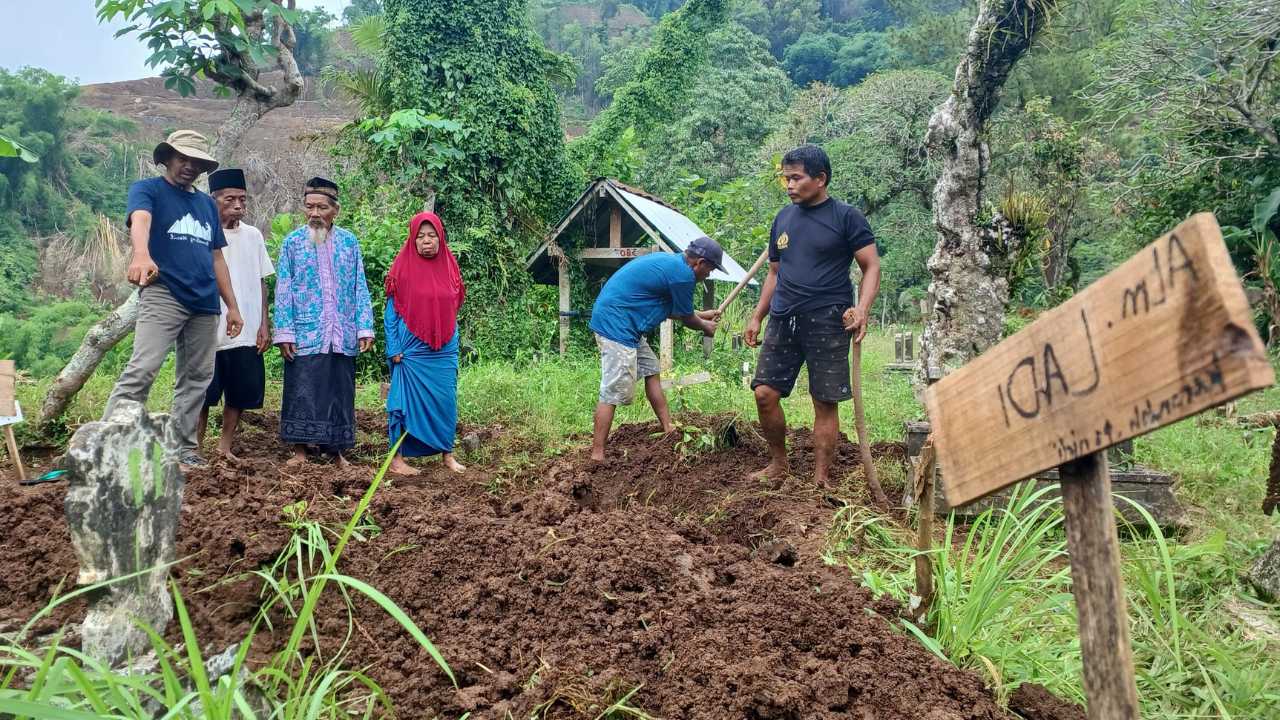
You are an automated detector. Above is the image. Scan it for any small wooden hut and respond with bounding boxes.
[525,178,757,368]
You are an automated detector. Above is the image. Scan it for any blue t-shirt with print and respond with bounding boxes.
[126,176,227,314]
[589,252,696,348]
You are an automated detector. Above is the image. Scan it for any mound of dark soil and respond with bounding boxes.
[1,411,1010,719]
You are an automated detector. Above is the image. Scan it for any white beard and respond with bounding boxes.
[308,226,332,244]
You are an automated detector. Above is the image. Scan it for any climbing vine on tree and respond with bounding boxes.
[570,0,730,176]
[341,0,581,364]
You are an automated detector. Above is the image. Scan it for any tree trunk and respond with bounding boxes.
[918,0,1059,383]
[38,292,139,429]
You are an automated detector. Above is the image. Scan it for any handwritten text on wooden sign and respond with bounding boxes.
[924,213,1274,507]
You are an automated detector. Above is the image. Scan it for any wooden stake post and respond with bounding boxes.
[923,214,1274,719]
[0,360,26,482]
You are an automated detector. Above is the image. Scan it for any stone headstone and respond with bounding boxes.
[63,399,183,666]
[1249,538,1280,602]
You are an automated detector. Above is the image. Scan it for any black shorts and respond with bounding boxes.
[751,306,852,403]
[204,346,266,410]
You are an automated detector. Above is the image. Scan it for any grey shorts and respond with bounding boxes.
[596,333,661,405]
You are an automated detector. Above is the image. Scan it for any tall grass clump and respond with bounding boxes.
[909,483,1077,704]
[0,437,453,719]
[1117,498,1280,718]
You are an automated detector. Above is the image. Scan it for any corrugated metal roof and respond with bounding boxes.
[615,188,756,285]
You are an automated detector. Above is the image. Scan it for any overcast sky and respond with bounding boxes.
[5,0,347,85]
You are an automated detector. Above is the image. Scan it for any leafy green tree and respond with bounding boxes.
[1089,0,1279,170]
[642,23,792,190]
[830,31,892,86]
[342,0,383,23]
[734,0,825,58]
[571,0,731,175]
[783,32,841,85]
[292,8,337,76]
[355,0,580,358]
[885,0,971,71]
[94,0,305,159]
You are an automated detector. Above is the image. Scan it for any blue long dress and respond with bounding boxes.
[384,301,459,456]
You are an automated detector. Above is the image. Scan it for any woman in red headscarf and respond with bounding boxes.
[384,212,466,475]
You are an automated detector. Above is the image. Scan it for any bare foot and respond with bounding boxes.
[335,454,351,469]
[216,444,241,463]
[285,451,307,467]
[443,453,466,473]
[590,450,606,462]
[389,457,421,476]
[749,460,788,482]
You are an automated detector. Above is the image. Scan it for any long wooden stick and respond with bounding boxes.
[913,436,937,621]
[4,425,26,483]
[716,248,770,316]
[851,340,889,507]
[1060,451,1140,720]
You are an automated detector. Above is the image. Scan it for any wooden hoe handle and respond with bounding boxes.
[716,248,770,316]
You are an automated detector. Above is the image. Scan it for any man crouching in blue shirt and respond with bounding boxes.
[589,238,723,461]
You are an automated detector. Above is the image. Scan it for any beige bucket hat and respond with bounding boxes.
[152,129,219,172]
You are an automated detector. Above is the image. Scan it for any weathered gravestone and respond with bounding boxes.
[1249,539,1280,602]
[63,399,183,666]
[887,332,917,372]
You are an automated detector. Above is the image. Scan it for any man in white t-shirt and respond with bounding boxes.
[198,168,275,460]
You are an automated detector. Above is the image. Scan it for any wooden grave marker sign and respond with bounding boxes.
[923,213,1274,720]
[0,360,26,482]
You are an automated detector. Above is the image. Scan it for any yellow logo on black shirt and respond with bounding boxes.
[776,232,789,250]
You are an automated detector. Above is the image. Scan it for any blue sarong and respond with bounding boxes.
[384,303,459,456]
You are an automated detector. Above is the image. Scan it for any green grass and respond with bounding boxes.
[452,326,919,453]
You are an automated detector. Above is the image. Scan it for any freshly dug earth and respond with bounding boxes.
[1,411,1014,719]
[1008,683,1086,720]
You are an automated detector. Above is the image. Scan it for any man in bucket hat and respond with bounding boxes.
[103,130,244,469]
[587,236,723,462]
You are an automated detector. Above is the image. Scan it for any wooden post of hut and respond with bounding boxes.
[706,280,716,358]
[557,253,570,356]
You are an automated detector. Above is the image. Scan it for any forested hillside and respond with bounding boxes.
[1,0,1276,368]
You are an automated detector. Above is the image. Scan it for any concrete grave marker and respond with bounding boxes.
[63,399,184,666]
[923,213,1274,720]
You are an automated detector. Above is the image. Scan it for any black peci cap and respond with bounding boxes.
[303,176,339,202]
[208,168,246,193]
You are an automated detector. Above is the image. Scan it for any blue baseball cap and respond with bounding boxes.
[687,236,725,272]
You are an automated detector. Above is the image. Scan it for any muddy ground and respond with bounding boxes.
[0,411,1079,719]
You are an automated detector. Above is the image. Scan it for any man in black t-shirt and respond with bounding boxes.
[745,144,881,487]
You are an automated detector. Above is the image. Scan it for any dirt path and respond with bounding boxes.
[0,412,1013,719]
